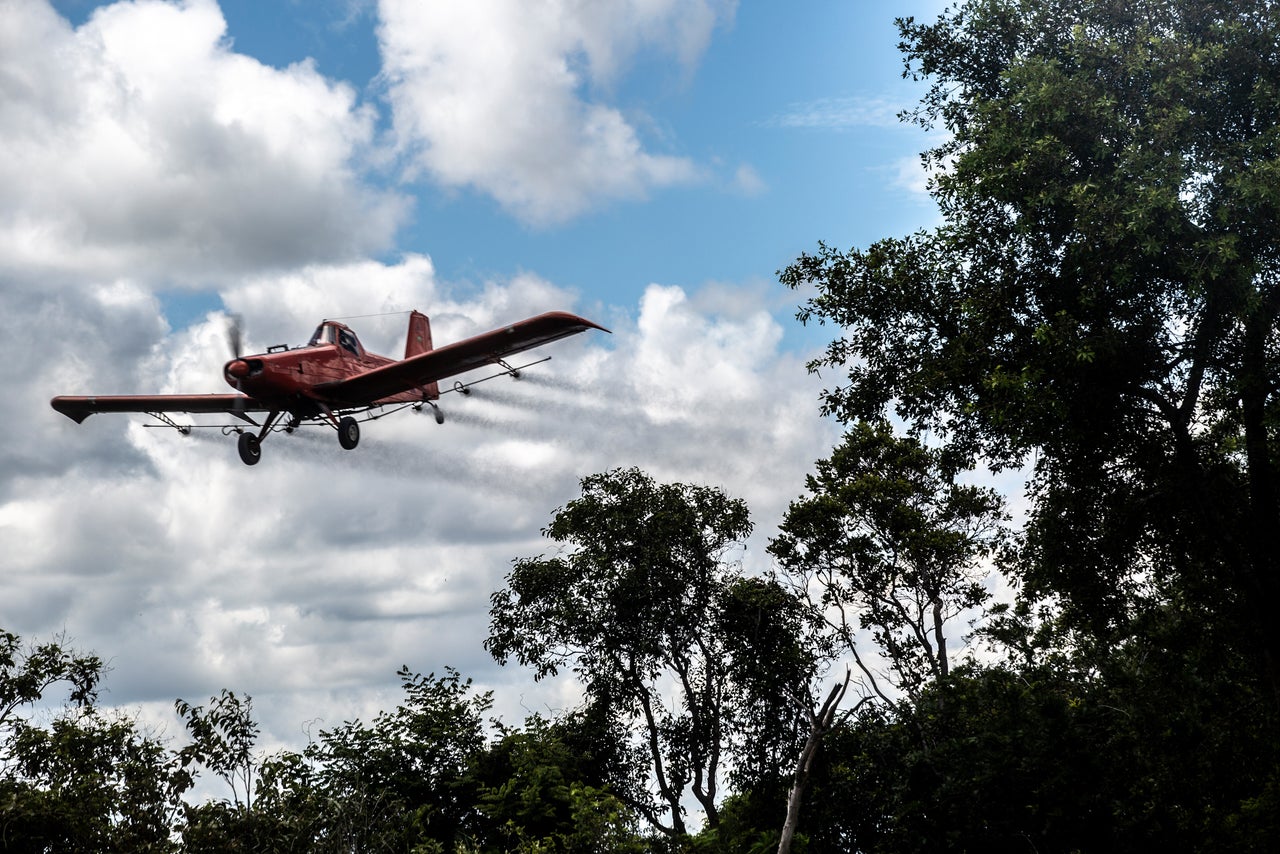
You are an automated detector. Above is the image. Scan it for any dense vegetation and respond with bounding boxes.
[5,0,1280,849]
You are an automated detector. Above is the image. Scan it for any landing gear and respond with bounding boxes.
[229,411,360,465]
[338,416,360,450]
[237,432,261,466]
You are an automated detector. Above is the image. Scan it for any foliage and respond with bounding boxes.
[284,665,493,851]
[713,575,823,794]
[0,629,101,737]
[781,0,1280,674]
[487,468,818,838]
[771,0,1280,848]
[471,713,646,853]
[175,689,259,808]
[0,629,659,852]
[798,626,1279,852]
[0,631,189,853]
[770,422,1007,701]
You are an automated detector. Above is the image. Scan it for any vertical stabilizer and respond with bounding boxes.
[405,310,440,399]
[405,310,433,358]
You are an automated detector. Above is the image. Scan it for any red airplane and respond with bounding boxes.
[51,309,608,465]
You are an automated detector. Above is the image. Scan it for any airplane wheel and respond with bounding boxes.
[338,416,360,450]
[434,408,445,425]
[237,432,261,466]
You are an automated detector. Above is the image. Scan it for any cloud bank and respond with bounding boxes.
[0,0,841,752]
[14,260,836,744]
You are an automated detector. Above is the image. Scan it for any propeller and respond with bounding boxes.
[225,312,244,361]
[222,313,249,414]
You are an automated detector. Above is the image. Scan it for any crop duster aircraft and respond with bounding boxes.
[51,310,608,465]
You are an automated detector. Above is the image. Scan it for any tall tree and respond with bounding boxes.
[781,0,1280,686]
[770,422,1006,703]
[487,468,816,838]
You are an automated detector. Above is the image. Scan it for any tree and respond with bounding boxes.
[780,0,1280,693]
[487,468,816,838]
[1,629,189,852]
[776,669,861,854]
[469,712,646,853]
[299,666,494,851]
[4,710,189,853]
[774,1,1280,848]
[715,575,824,797]
[176,689,276,853]
[180,667,495,853]
[1,629,101,739]
[770,422,1006,703]
[176,690,260,809]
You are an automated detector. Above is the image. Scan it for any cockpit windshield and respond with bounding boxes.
[308,324,336,347]
[307,323,362,356]
[337,327,361,356]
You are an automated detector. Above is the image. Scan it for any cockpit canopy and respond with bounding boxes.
[308,321,363,356]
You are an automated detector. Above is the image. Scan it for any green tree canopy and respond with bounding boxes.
[781,0,1280,684]
[1,630,190,853]
[487,468,817,838]
[770,422,1007,702]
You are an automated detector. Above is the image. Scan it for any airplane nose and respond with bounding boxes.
[226,359,251,379]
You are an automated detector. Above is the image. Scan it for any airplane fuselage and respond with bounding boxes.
[223,320,430,411]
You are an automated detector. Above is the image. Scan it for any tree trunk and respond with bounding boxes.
[778,673,854,854]
[1240,302,1280,708]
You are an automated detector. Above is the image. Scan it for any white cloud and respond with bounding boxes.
[376,0,734,225]
[0,0,408,281]
[10,258,838,747]
[892,152,931,197]
[0,0,854,771]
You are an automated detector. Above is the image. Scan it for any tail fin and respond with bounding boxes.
[405,310,440,399]
[405,310,433,358]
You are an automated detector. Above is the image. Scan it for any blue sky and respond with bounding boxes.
[4,0,953,787]
[51,0,941,327]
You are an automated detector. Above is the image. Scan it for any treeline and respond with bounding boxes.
[3,448,1276,851]
[8,0,1280,849]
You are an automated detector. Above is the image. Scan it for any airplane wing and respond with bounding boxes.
[50,394,269,424]
[315,311,609,405]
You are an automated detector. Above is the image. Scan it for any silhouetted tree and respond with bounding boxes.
[487,468,818,839]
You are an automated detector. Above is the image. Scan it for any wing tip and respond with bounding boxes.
[544,310,611,334]
[50,396,93,424]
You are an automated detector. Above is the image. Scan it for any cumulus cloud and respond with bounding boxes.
[0,0,845,758]
[376,0,733,225]
[0,0,407,281]
[10,258,837,744]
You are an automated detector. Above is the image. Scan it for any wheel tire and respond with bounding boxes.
[338,416,360,450]
[237,432,261,466]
